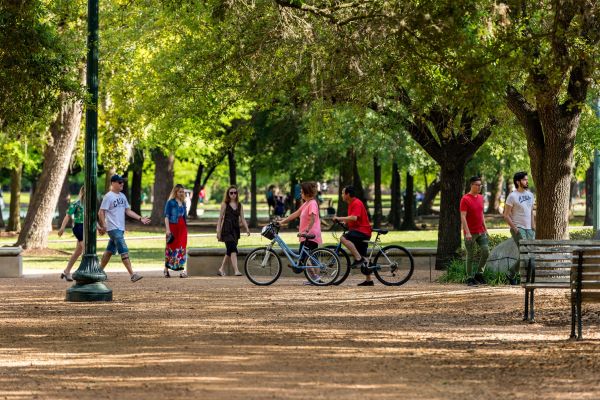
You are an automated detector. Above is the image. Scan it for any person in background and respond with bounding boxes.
[333,186,373,286]
[460,176,489,286]
[278,181,322,284]
[266,185,276,217]
[216,185,250,276]
[164,184,189,278]
[98,174,150,282]
[58,186,85,282]
[503,171,535,285]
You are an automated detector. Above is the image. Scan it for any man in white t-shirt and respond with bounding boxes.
[98,174,151,282]
[503,171,535,285]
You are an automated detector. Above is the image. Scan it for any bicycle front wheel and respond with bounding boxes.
[304,248,340,286]
[373,245,414,286]
[244,248,282,286]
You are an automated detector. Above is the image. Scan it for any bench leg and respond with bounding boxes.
[570,301,576,339]
[523,289,529,321]
[577,302,583,341]
[529,289,535,322]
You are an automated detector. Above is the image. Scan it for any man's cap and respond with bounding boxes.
[110,174,125,182]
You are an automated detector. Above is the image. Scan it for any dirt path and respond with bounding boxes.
[1,273,599,399]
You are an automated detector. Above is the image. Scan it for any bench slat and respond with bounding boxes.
[580,292,600,302]
[523,282,570,288]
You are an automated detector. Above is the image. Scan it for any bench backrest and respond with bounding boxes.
[572,248,600,303]
[519,240,600,286]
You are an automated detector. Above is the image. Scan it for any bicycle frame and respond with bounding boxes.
[266,234,321,270]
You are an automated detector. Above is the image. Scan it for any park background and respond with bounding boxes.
[1,1,600,273]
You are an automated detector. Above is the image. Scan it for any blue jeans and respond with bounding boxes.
[509,228,535,277]
[106,229,129,255]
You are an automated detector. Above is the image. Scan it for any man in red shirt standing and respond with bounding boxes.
[460,176,489,286]
[333,186,374,286]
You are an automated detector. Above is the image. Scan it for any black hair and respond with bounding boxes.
[469,176,482,184]
[513,171,528,188]
[343,185,356,197]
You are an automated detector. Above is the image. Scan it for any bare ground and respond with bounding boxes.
[1,269,599,400]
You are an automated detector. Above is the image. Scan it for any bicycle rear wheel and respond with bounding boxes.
[373,245,414,286]
[325,246,351,285]
[244,247,282,286]
[304,248,340,286]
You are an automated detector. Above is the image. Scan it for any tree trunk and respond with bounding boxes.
[584,162,593,226]
[507,84,584,240]
[7,164,22,232]
[436,163,467,269]
[373,156,382,228]
[104,167,116,194]
[16,93,83,249]
[401,171,417,230]
[417,177,440,216]
[388,161,401,229]
[250,166,257,228]
[57,173,71,227]
[130,148,144,215]
[337,148,353,217]
[228,149,237,186]
[189,163,204,219]
[150,150,175,225]
[486,170,503,215]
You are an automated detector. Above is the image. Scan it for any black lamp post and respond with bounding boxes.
[66,0,112,302]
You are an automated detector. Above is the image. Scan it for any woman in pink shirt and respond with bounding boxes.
[278,181,322,268]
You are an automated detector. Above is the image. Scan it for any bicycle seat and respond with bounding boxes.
[298,233,316,240]
[372,228,388,235]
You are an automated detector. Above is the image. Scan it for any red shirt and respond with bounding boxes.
[347,198,372,237]
[459,193,485,234]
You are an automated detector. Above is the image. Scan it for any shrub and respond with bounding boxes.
[570,229,595,240]
[438,233,511,286]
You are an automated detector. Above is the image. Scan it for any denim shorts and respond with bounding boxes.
[72,223,84,242]
[106,229,129,255]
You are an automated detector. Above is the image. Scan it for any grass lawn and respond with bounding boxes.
[3,228,440,272]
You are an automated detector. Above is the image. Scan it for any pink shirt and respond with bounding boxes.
[299,199,322,244]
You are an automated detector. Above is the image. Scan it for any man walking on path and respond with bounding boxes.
[333,186,373,286]
[460,176,489,286]
[98,174,150,282]
[503,171,535,285]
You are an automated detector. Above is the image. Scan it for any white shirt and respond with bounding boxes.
[505,190,534,229]
[100,191,130,231]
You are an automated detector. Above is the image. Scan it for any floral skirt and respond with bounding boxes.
[165,217,188,271]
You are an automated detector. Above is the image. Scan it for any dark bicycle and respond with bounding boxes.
[244,222,341,286]
[326,221,414,286]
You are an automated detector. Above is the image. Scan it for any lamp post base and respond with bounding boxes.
[66,282,113,302]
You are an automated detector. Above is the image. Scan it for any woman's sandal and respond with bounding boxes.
[164,269,171,278]
[217,271,226,276]
[179,272,188,278]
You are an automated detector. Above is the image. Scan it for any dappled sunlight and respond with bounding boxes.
[0,275,599,399]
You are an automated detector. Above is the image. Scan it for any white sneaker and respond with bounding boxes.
[130,273,143,282]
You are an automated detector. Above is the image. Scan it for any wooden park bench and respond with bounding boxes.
[570,247,600,340]
[519,240,600,322]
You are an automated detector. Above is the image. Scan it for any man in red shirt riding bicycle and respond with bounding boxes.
[333,186,374,286]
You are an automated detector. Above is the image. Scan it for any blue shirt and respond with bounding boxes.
[164,198,187,224]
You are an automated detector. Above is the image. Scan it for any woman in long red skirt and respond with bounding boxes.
[164,184,188,277]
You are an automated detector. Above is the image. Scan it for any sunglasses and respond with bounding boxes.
[115,181,124,184]
[229,191,237,195]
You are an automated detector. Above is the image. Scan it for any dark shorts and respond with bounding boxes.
[225,241,238,256]
[72,223,84,242]
[343,231,371,257]
[299,240,319,264]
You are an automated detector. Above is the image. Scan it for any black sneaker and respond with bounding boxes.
[474,273,487,285]
[357,280,374,286]
[506,273,518,286]
[350,258,366,268]
[466,277,478,286]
